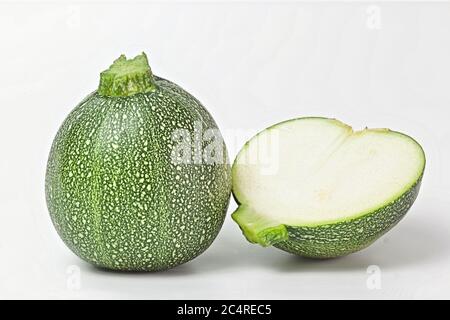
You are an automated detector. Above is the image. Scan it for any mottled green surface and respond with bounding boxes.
[46,76,231,271]
[273,179,422,258]
[233,175,423,259]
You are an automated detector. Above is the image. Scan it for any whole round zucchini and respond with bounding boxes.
[46,53,231,271]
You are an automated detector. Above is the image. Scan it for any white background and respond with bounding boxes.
[1,0,449,299]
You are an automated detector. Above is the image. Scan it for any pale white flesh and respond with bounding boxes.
[233,118,425,225]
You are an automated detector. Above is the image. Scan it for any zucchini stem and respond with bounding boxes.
[98,52,156,97]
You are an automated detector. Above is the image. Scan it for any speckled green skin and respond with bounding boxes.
[273,179,422,258]
[46,76,231,271]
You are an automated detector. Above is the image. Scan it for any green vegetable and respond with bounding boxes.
[232,117,425,258]
[46,53,231,271]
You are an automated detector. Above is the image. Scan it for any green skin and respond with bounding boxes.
[46,54,231,271]
[232,118,425,258]
[233,179,422,258]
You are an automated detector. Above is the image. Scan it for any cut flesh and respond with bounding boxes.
[232,118,425,256]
